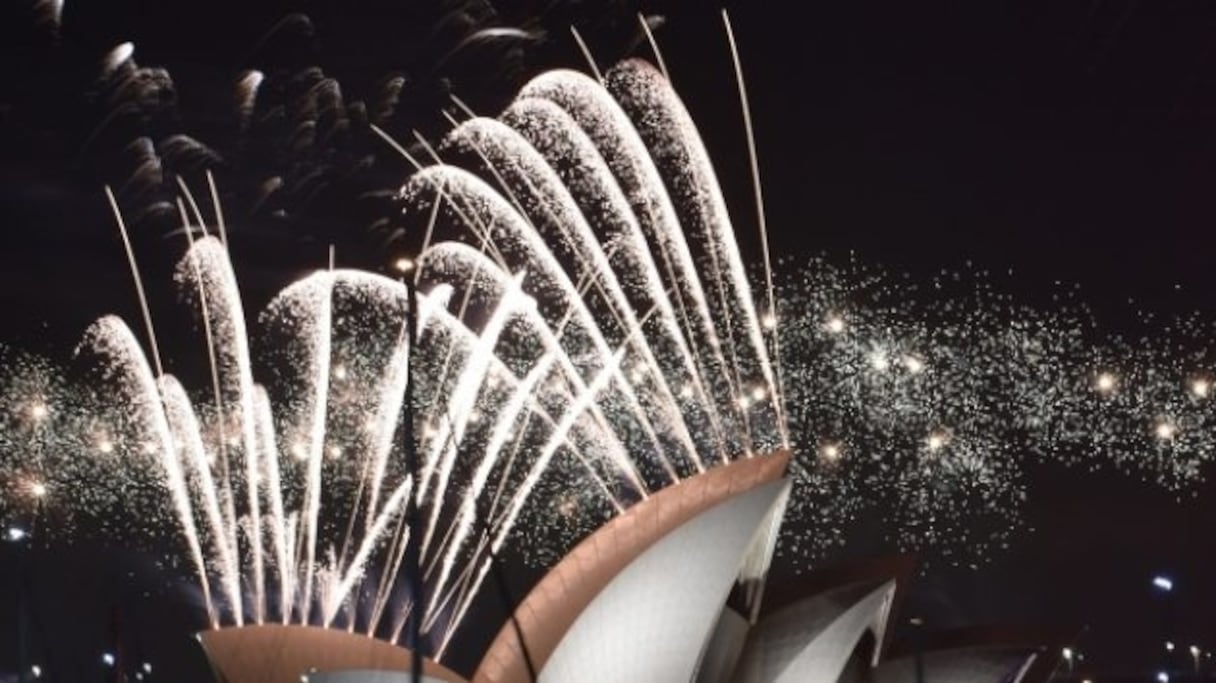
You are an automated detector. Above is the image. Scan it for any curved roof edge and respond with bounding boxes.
[760,553,918,659]
[197,624,467,683]
[474,451,791,683]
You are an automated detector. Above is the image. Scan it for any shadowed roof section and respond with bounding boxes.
[884,624,1079,683]
[760,554,919,658]
[473,450,791,683]
[197,625,468,683]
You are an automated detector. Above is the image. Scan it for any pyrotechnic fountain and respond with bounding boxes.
[1,54,789,669]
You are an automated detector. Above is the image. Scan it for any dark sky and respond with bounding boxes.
[2,0,1216,680]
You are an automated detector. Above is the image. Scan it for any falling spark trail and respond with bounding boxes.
[570,26,604,83]
[104,186,164,379]
[723,10,789,446]
[638,13,671,82]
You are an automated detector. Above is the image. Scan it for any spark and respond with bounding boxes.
[1190,378,1209,398]
[1095,371,1118,393]
[870,350,890,372]
[819,442,842,463]
[27,401,48,421]
[824,315,846,334]
[926,430,951,452]
[392,256,415,275]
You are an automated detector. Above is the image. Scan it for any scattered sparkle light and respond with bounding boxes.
[28,481,47,498]
[1095,371,1118,393]
[824,314,846,335]
[902,355,925,374]
[1154,420,1178,441]
[761,311,778,330]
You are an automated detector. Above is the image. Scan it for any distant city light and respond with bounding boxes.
[1153,575,1174,592]
[1157,672,1170,683]
[1062,647,1074,661]
[101,652,115,667]
[30,665,41,678]
[6,527,27,542]
[1166,640,1175,652]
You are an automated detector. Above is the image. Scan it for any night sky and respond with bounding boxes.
[2,0,1216,680]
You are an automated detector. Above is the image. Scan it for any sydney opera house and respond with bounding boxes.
[199,454,1063,683]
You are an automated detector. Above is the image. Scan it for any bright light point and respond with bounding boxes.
[468,410,481,424]
[97,438,114,454]
[1152,575,1174,591]
[290,442,307,461]
[333,364,347,381]
[1166,641,1175,652]
[29,481,47,498]
[761,311,777,330]
[1157,672,1169,683]
[870,352,890,372]
[392,256,415,274]
[143,662,152,673]
[102,652,115,667]
[422,422,439,438]
[926,430,950,452]
[903,355,925,374]
[751,386,766,401]
[820,442,842,462]
[679,384,694,399]
[1191,378,1210,398]
[327,445,342,460]
[1095,372,1117,393]
[824,315,846,334]
[1062,647,1073,660]
[737,395,752,409]
[6,527,27,542]
[1191,645,1201,656]
[31,664,41,678]
[1154,420,1177,441]
[28,402,48,421]
[630,370,644,383]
